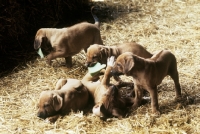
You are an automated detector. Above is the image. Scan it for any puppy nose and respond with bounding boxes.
[85,62,89,67]
[110,70,115,76]
[37,112,46,119]
[86,62,95,67]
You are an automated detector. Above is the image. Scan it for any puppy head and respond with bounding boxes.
[34,29,48,50]
[112,52,134,76]
[86,44,108,67]
[93,85,123,119]
[37,91,63,119]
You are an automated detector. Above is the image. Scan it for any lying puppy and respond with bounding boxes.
[111,50,182,115]
[81,57,133,119]
[37,79,89,122]
[86,42,152,67]
[34,7,103,67]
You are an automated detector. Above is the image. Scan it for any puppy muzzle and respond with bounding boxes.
[111,70,123,76]
[37,111,47,119]
[85,62,97,67]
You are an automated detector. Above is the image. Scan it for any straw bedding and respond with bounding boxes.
[0,0,200,133]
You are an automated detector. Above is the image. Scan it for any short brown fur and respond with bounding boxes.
[112,50,182,115]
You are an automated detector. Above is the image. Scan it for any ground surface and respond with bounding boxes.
[0,0,200,133]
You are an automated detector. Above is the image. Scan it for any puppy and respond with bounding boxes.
[86,42,152,67]
[34,7,103,67]
[111,50,182,115]
[37,79,89,122]
[81,57,133,119]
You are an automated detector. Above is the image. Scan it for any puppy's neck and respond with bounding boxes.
[131,55,156,76]
[132,55,146,71]
[108,46,120,57]
[101,66,112,86]
[53,90,64,97]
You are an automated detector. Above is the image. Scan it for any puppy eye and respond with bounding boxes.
[116,63,121,67]
[92,55,97,59]
[44,104,50,108]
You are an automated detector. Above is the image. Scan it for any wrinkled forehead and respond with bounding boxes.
[88,45,100,54]
[39,91,52,102]
[35,29,43,36]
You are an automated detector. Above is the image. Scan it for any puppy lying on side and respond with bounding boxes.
[81,57,133,119]
[111,50,182,115]
[37,79,89,122]
[86,42,152,67]
[34,7,103,67]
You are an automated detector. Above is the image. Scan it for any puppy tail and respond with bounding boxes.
[91,6,100,28]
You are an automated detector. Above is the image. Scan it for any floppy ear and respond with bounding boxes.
[55,79,67,90]
[100,47,109,59]
[124,56,134,74]
[74,82,83,92]
[52,94,63,111]
[34,37,42,49]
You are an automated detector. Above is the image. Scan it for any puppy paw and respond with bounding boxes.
[174,96,183,103]
[151,110,161,117]
[46,115,59,123]
[65,63,73,68]
[131,104,139,111]
[46,57,52,65]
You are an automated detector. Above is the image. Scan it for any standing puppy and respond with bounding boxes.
[86,42,152,67]
[111,50,182,115]
[37,79,89,122]
[34,7,103,67]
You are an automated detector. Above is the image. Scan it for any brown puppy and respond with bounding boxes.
[81,57,133,119]
[37,79,89,122]
[34,8,103,67]
[86,42,152,67]
[111,50,182,115]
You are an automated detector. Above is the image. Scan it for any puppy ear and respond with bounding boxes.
[52,94,63,111]
[55,79,67,90]
[34,37,42,49]
[124,56,134,74]
[100,47,109,58]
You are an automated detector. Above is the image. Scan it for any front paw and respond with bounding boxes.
[46,56,52,65]
[151,110,161,117]
[131,103,139,110]
[46,115,59,123]
[66,63,73,68]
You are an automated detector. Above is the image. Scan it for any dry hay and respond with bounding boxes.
[0,0,91,75]
[1,0,200,133]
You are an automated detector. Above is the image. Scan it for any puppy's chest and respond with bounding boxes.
[94,86,108,103]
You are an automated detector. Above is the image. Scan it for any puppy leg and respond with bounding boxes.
[169,63,182,100]
[112,108,124,119]
[148,87,160,115]
[47,115,60,123]
[65,56,72,68]
[171,73,181,98]
[55,79,67,90]
[132,85,143,109]
[47,51,66,65]
[94,34,103,45]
